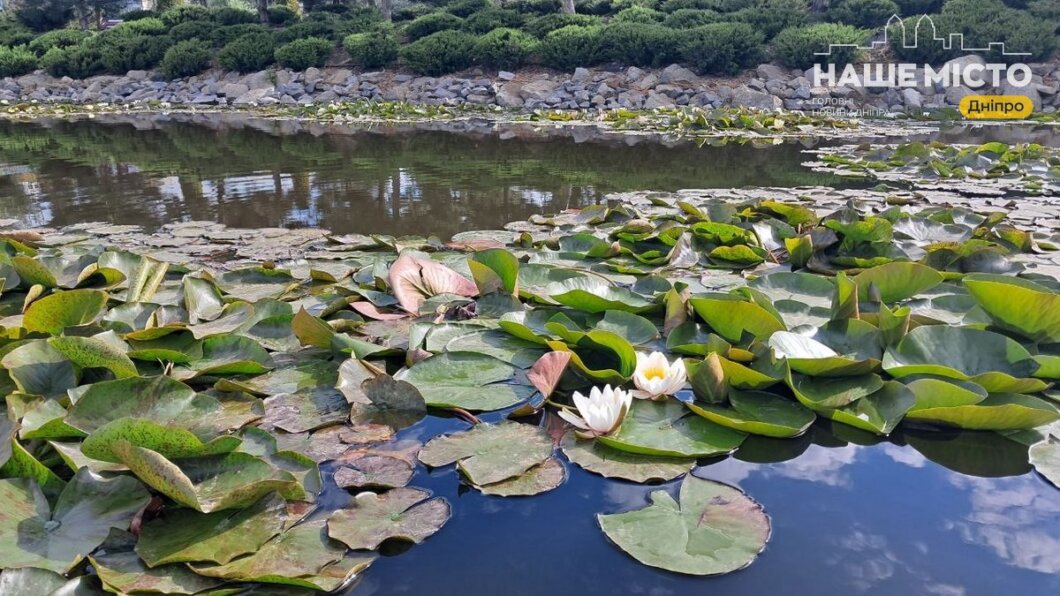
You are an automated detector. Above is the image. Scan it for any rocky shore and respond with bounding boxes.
[3,57,1059,116]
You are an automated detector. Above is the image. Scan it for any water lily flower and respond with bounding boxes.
[558,385,632,438]
[632,351,687,400]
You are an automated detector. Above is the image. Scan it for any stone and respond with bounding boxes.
[323,68,352,86]
[943,85,974,105]
[519,79,559,101]
[942,55,988,89]
[730,85,781,110]
[634,73,658,90]
[900,88,923,109]
[756,64,787,82]
[572,67,591,82]
[1000,80,1042,110]
[765,79,789,97]
[625,66,646,82]
[221,83,249,98]
[644,91,675,109]
[659,64,698,85]
[232,87,273,106]
[126,70,149,81]
[495,83,523,107]
[498,70,516,81]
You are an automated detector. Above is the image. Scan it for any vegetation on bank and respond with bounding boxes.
[0,0,1055,80]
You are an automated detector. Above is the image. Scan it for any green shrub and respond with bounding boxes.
[343,27,399,69]
[614,6,663,22]
[404,12,465,40]
[161,5,212,27]
[27,29,91,57]
[274,36,333,70]
[268,6,301,25]
[275,18,337,43]
[16,0,74,32]
[97,33,173,74]
[400,29,476,75]
[730,0,809,38]
[120,9,159,21]
[471,27,538,69]
[539,25,602,70]
[891,0,942,13]
[662,9,723,28]
[773,23,865,69]
[576,0,617,15]
[160,39,211,78]
[678,22,764,73]
[218,32,276,72]
[212,24,270,46]
[1029,0,1060,20]
[394,3,436,21]
[523,13,600,38]
[446,0,491,17]
[660,0,718,11]
[509,0,562,15]
[599,22,678,66]
[212,7,258,26]
[0,45,37,77]
[829,0,900,27]
[0,19,35,47]
[116,17,168,35]
[463,8,524,33]
[169,20,215,41]
[40,45,103,79]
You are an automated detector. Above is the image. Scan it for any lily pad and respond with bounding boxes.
[350,376,428,429]
[786,371,885,409]
[418,421,553,485]
[902,392,1060,431]
[23,289,107,335]
[397,352,533,411]
[1029,436,1060,488]
[476,457,567,496]
[334,452,415,490]
[963,274,1060,343]
[822,380,915,436]
[689,295,786,343]
[597,475,770,575]
[687,390,815,438]
[561,431,693,482]
[853,262,942,303]
[327,488,450,550]
[262,388,350,434]
[90,529,224,595]
[598,400,746,458]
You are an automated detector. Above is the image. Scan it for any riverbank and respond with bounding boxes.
[5,57,1060,118]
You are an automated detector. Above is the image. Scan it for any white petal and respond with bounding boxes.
[558,408,590,431]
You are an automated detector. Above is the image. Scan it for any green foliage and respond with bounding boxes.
[40,45,102,79]
[599,22,679,67]
[614,5,664,22]
[400,29,476,75]
[27,29,90,57]
[394,3,436,22]
[446,0,491,17]
[661,8,723,28]
[523,13,601,38]
[274,36,333,70]
[773,23,866,69]
[660,0,721,11]
[678,22,764,74]
[218,32,277,72]
[892,0,942,13]
[117,17,167,36]
[16,0,75,32]
[463,8,524,33]
[539,25,603,70]
[471,27,538,69]
[0,45,37,77]
[97,32,173,74]
[268,6,301,25]
[160,4,212,27]
[160,39,212,78]
[731,0,809,38]
[829,0,901,27]
[404,12,465,41]
[212,23,270,46]
[0,18,36,47]
[211,7,258,26]
[344,27,399,69]
[509,0,562,14]
[120,9,158,21]
[169,20,216,42]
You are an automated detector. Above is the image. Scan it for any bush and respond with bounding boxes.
[213,23,271,46]
[446,0,491,17]
[662,9,723,28]
[400,29,476,75]
[471,27,538,69]
[160,39,211,78]
[17,0,75,32]
[598,22,678,66]
[772,23,865,69]
[539,25,602,70]
[730,0,809,38]
[161,5,212,27]
[275,18,337,43]
[576,0,617,15]
[169,20,216,41]
[1029,0,1060,20]
[660,0,719,11]
[268,6,301,25]
[343,27,399,68]
[829,0,901,27]
[97,33,173,74]
[212,7,258,26]
[678,22,763,73]
[394,3,436,21]
[614,6,663,22]
[27,29,91,57]
[523,13,600,38]
[116,17,168,36]
[404,12,465,40]
[463,8,524,33]
[0,45,37,77]
[120,9,159,21]
[891,0,942,13]
[0,19,35,47]
[218,32,276,72]
[40,45,103,79]
[274,36,333,70]
[509,0,562,14]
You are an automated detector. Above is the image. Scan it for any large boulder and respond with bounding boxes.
[232,87,274,106]
[731,85,782,110]
[519,78,559,101]
[659,64,698,85]
[942,54,988,89]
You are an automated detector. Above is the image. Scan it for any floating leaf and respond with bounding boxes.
[90,529,223,595]
[390,253,477,313]
[477,457,566,496]
[598,400,745,458]
[1,341,77,397]
[821,380,915,435]
[963,274,1060,342]
[598,475,770,575]
[561,431,693,482]
[901,392,1059,430]
[853,262,942,303]
[48,336,137,379]
[527,351,571,399]
[689,295,785,343]
[418,421,553,485]
[687,390,815,438]
[786,370,885,409]
[1029,436,1060,488]
[398,352,533,411]
[334,452,415,490]
[23,289,107,335]
[351,376,427,429]
[328,488,450,550]
[263,388,350,434]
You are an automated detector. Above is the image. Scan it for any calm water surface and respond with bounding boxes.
[1,115,1058,595]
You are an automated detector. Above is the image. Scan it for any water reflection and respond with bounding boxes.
[0,116,850,238]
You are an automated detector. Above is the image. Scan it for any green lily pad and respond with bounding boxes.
[444,329,546,369]
[598,475,770,576]
[327,488,450,550]
[90,529,223,595]
[686,390,815,438]
[561,431,693,482]
[418,421,553,485]
[594,310,660,346]
[0,468,149,573]
[80,418,243,463]
[1029,436,1060,488]
[262,388,350,434]
[822,380,915,436]
[883,325,1045,393]
[191,520,374,591]
[476,457,567,496]
[689,294,786,343]
[905,376,989,410]
[350,376,428,429]
[0,567,82,595]
[963,274,1060,343]
[597,400,746,458]
[853,262,942,303]
[1,341,77,397]
[23,289,108,335]
[902,393,1060,430]
[767,319,882,377]
[47,336,137,379]
[137,493,288,567]
[786,370,885,409]
[334,452,415,490]
[397,352,533,411]
[548,277,655,313]
[547,329,637,385]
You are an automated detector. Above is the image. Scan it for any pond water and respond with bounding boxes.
[1,115,1058,596]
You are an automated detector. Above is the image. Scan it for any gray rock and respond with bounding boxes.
[221,83,249,98]
[659,64,697,85]
[900,88,923,109]
[765,79,789,98]
[232,87,273,106]
[731,85,781,110]
[644,90,675,109]
[498,70,516,81]
[190,93,218,104]
[942,55,988,89]
[625,66,646,82]
[943,85,974,105]
[572,67,591,81]
[756,64,788,82]
[746,78,766,92]
[126,70,149,81]
[495,83,523,107]
[1000,79,1042,110]
[519,79,559,101]
[323,69,352,85]
[633,73,658,90]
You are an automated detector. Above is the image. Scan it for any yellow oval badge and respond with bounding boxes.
[959,95,1034,120]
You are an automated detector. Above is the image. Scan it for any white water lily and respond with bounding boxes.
[632,351,687,399]
[558,385,632,437]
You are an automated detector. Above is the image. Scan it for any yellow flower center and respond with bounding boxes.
[643,366,667,381]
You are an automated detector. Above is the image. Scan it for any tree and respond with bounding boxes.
[71,0,128,29]
[561,0,576,13]
[258,0,269,24]
[15,0,77,31]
